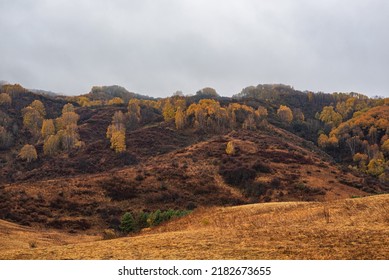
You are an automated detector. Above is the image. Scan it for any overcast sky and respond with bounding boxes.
[1,0,388,97]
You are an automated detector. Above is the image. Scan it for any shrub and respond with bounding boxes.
[120,212,136,233]
[102,229,117,240]
[220,166,256,186]
[225,141,235,155]
[120,209,191,233]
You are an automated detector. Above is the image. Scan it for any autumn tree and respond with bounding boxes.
[30,100,46,117]
[44,103,82,155]
[43,134,61,156]
[255,106,268,120]
[62,103,75,113]
[41,119,56,140]
[78,96,91,107]
[108,97,124,105]
[0,93,11,107]
[277,105,293,123]
[382,139,389,156]
[107,110,126,153]
[175,107,185,130]
[318,134,329,148]
[162,100,175,122]
[127,99,141,129]
[367,159,385,176]
[57,111,79,131]
[319,106,342,127]
[22,106,43,138]
[19,144,37,162]
[61,124,81,151]
[110,130,126,153]
[226,141,236,155]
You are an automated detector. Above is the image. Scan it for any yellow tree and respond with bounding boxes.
[162,100,175,122]
[110,130,126,153]
[318,134,329,148]
[0,93,11,106]
[22,106,43,138]
[255,106,268,120]
[62,103,75,113]
[226,141,236,155]
[19,144,37,162]
[43,134,61,156]
[319,106,342,127]
[59,111,80,129]
[108,97,124,105]
[30,100,46,117]
[41,119,56,139]
[277,105,293,123]
[175,107,185,130]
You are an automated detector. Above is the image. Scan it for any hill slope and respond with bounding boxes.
[1,194,388,260]
[0,125,370,232]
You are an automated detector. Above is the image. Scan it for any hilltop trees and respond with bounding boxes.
[0,93,11,107]
[318,105,389,179]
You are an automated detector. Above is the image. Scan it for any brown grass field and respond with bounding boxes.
[1,194,388,260]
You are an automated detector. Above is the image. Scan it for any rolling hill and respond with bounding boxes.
[1,194,388,260]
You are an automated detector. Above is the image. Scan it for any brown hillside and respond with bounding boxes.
[1,194,388,260]
[0,124,372,232]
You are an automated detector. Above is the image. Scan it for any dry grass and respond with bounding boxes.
[1,194,389,260]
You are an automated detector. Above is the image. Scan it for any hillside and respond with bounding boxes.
[1,194,388,260]
[0,123,371,232]
[0,82,388,255]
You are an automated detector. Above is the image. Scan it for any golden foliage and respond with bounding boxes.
[319,106,342,127]
[367,159,385,177]
[22,106,43,137]
[107,111,127,153]
[110,130,126,153]
[162,100,175,122]
[62,103,75,114]
[318,134,329,148]
[277,105,293,123]
[255,106,268,119]
[41,119,56,139]
[43,134,61,156]
[19,144,37,162]
[0,93,11,106]
[175,107,185,130]
[60,112,80,128]
[30,100,46,117]
[108,97,124,105]
[226,141,235,155]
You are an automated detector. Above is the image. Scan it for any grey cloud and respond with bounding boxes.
[0,0,388,97]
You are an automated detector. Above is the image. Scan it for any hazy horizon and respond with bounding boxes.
[1,0,389,98]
